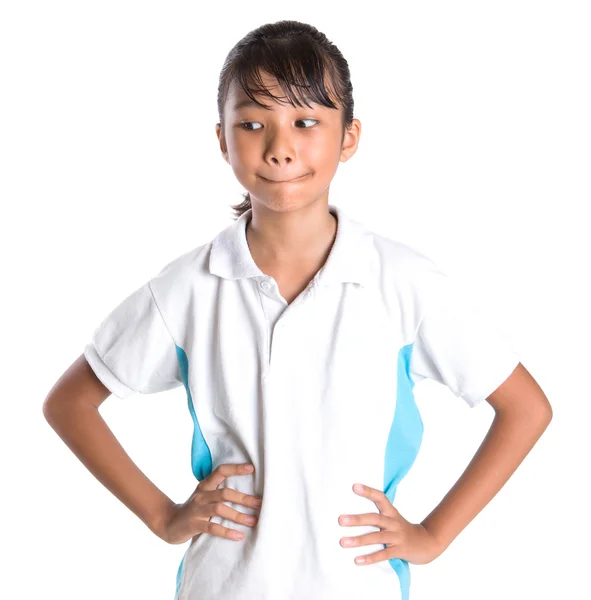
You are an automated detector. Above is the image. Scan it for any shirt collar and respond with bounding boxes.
[208,203,376,288]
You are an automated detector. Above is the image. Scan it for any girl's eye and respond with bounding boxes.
[240,119,318,131]
[298,119,318,128]
[241,122,262,131]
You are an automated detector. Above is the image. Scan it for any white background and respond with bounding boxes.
[2,1,589,598]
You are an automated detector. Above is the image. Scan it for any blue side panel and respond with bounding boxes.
[383,342,424,600]
[175,344,213,480]
[174,548,188,600]
[173,344,214,599]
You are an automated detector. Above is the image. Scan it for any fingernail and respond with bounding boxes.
[245,464,254,471]
[341,516,351,524]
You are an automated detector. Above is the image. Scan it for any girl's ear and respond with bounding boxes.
[215,123,229,163]
[340,118,362,163]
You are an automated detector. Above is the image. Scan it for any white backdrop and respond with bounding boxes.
[2,1,589,598]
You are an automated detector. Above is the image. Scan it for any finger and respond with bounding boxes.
[352,546,399,566]
[210,486,262,509]
[199,463,255,492]
[206,494,259,528]
[352,483,397,516]
[205,519,248,542]
[338,512,390,529]
[340,530,397,549]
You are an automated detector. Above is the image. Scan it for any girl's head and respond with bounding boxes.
[215,20,361,220]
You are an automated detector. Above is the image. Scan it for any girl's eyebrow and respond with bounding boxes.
[233,99,263,111]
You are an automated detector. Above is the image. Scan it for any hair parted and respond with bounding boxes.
[216,20,355,220]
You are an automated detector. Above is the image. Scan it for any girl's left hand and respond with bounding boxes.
[338,483,443,566]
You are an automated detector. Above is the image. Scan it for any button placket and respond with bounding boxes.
[269,317,286,373]
[256,275,317,376]
[255,278,274,379]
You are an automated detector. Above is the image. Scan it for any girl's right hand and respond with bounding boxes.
[157,463,262,545]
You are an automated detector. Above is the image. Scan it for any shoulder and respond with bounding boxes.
[362,228,462,328]
[370,231,486,326]
[148,241,212,304]
[368,229,445,289]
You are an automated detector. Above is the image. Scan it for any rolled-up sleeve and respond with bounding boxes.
[409,262,521,408]
[84,281,182,399]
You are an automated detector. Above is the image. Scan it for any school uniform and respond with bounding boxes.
[84,203,521,600]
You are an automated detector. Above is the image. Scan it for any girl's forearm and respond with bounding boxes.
[44,400,173,538]
[420,405,552,553]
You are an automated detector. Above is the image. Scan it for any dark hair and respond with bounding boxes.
[216,20,355,220]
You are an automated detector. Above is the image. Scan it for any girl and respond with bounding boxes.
[43,19,552,600]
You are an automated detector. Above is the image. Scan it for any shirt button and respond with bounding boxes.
[260,281,270,291]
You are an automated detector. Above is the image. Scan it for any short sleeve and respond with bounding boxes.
[409,263,521,408]
[83,281,183,399]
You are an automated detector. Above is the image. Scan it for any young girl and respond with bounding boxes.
[43,19,552,600]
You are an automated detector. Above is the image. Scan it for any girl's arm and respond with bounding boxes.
[42,354,174,539]
[420,362,552,554]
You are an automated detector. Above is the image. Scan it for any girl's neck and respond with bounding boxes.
[245,203,337,268]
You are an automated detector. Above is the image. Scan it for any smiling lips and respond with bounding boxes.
[260,173,309,183]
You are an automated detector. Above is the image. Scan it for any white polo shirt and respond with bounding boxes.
[84,203,521,600]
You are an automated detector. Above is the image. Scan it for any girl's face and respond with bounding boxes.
[216,70,361,213]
